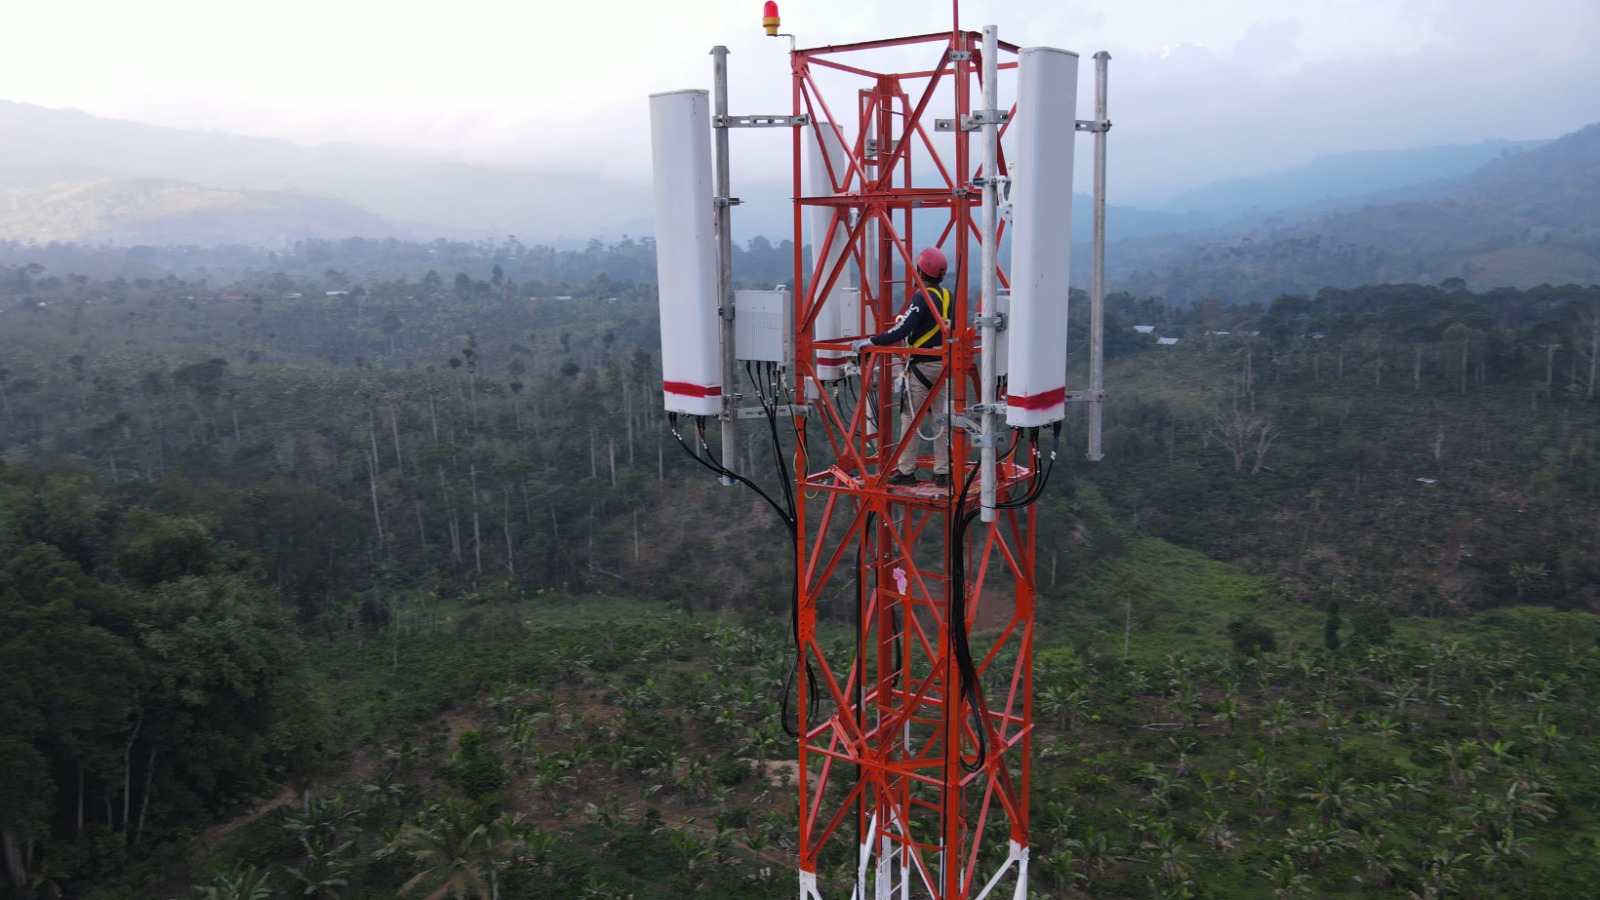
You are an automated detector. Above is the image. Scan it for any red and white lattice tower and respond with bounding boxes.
[787,18,1077,900]
[651,5,1102,897]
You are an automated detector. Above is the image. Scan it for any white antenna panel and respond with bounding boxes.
[1005,47,1078,428]
[807,121,853,380]
[650,89,722,416]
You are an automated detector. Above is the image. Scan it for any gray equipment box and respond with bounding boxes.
[734,288,793,366]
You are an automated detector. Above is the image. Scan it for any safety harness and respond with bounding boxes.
[909,285,952,349]
[907,285,951,389]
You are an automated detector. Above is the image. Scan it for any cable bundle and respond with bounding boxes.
[947,422,1061,772]
[667,361,817,738]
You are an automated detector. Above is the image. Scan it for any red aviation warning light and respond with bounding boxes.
[762,1,780,36]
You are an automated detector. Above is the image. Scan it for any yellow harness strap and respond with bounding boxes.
[909,286,951,349]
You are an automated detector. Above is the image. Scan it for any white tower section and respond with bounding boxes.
[806,121,853,381]
[650,89,722,416]
[1004,48,1078,427]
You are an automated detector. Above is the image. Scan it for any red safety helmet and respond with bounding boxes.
[915,247,948,281]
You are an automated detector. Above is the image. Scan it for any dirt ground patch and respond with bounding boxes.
[203,786,298,846]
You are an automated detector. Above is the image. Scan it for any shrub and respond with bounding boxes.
[714,758,752,786]
[446,731,508,800]
[1226,617,1277,655]
[1348,602,1392,646]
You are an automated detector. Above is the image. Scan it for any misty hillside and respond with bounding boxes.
[1162,138,1549,219]
[0,179,402,246]
[1118,122,1600,303]
[0,100,654,242]
[0,101,1210,252]
[4,99,1593,300]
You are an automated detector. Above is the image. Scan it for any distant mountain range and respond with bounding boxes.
[0,101,1198,250]
[0,100,654,244]
[0,99,1594,297]
[1117,123,1600,302]
[1161,139,1550,220]
[0,179,394,246]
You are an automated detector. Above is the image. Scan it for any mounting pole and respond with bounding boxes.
[712,45,738,484]
[1086,51,1110,462]
[978,25,1000,522]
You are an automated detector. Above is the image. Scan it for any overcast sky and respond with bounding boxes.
[3,0,1597,207]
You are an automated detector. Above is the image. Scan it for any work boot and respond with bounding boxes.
[888,471,919,486]
[932,473,949,488]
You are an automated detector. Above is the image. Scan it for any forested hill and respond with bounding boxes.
[0,101,656,243]
[3,242,1600,897]
[1118,122,1600,303]
[0,233,798,296]
[0,251,1596,615]
[0,180,403,247]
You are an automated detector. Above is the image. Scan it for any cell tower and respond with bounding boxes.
[650,4,1110,898]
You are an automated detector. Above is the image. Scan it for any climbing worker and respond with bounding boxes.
[852,247,952,487]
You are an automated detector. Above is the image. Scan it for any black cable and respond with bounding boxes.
[774,364,810,458]
[994,423,1060,510]
[742,360,812,733]
[669,414,795,528]
[947,460,989,772]
[758,366,820,740]
[944,422,1060,773]
[725,365,818,741]
[749,362,798,521]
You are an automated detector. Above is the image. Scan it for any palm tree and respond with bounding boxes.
[1362,779,1399,815]
[1522,712,1567,762]
[1038,799,1078,844]
[284,795,360,900]
[1195,808,1236,851]
[192,866,276,900]
[1410,848,1469,900]
[1259,854,1310,899]
[1261,698,1297,744]
[1298,769,1364,823]
[1140,822,1193,885]
[1391,772,1430,811]
[1063,825,1113,877]
[392,800,516,900]
[1381,679,1420,717]
[1241,752,1286,814]
[1212,695,1244,735]
[1039,849,1086,890]
[1366,714,1401,749]
[1355,834,1405,890]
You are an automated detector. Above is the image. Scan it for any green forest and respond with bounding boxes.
[3,239,1600,899]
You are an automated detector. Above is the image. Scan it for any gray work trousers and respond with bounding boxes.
[896,358,949,476]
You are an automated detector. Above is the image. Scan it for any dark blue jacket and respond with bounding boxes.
[870,284,951,357]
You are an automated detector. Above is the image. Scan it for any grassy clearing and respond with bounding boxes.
[160,536,1600,900]
[1048,534,1322,663]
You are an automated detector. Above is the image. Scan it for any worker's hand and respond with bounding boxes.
[851,338,873,352]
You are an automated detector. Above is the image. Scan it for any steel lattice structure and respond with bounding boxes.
[787,25,1040,900]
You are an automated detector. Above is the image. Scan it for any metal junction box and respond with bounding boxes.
[734,288,793,366]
